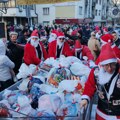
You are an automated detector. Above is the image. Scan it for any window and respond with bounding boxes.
[99,10,101,16]
[23,5,26,9]
[30,5,34,10]
[99,0,101,5]
[43,7,49,15]
[95,9,98,16]
[79,6,82,15]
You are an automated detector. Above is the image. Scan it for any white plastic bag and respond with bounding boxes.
[38,94,62,113]
[70,62,90,76]
[39,84,58,94]
[17,63,29,79]
[58,80,79,92]
[18,78,30,91]
[17,63,37,79]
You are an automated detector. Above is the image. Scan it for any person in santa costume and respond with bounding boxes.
[80,43,120,120]
[48,29,58,43]
[23,30,48,65]
[73,39,96,68]
[48,32,73,58]
[96,34,120,65]
[103,27,108,34]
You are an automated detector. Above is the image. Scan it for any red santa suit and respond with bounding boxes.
[48,32,73,59]
[24,30,48,65]
[81,44,120,120]
[73,40,94,61]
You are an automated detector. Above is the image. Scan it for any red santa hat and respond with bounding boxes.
[100,34,113,44]
[75,40,82,50]
[31,29,39,39]
[103,27,108,33]
[99,43,117,65]
[57,32,65,39]
[95,26,100,32]
[51,30,58,38]
[71,30,78,36]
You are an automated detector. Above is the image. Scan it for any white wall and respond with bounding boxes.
[2,8,36,17]
[36,4,55,25]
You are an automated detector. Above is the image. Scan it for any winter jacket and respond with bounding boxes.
[0,40,15,81]
[6,40,24,74]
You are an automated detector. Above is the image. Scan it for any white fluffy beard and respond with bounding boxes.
[98,67,114,85]
[57,39,64,49]
[30,40,39,47]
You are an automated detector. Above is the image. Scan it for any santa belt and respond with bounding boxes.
[97,108,120,120]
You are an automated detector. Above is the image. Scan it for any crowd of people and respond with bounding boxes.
[0,23,120,119]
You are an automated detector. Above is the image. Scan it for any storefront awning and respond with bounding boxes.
[16,0,79,5]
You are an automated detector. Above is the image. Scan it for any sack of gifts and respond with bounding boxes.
[47,68,71,87]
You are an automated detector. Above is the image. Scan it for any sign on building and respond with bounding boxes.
[109,7,120,18]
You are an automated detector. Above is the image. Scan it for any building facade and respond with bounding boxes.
[0,0,37,26]
[36,0,106,25]
[36,0,91,26]
[36,0,110,26]
[1,0,119,26]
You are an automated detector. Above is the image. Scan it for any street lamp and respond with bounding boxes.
[0,0,8,14]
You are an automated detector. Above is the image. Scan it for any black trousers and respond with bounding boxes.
[0,79,14,92]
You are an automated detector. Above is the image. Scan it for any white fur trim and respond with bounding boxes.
[100,39,107,44]
[111,44,116,48]
[58,36,65,39]
[108,39,111,43]
[97,108,118,120]
[51,33,57,37]
[31,36,39,39]
[100,58,117,65]
[81,95,90,101]
[75,48,82,51]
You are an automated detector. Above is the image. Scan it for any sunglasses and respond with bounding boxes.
[59,38,65,40]
[103,63,116,69]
